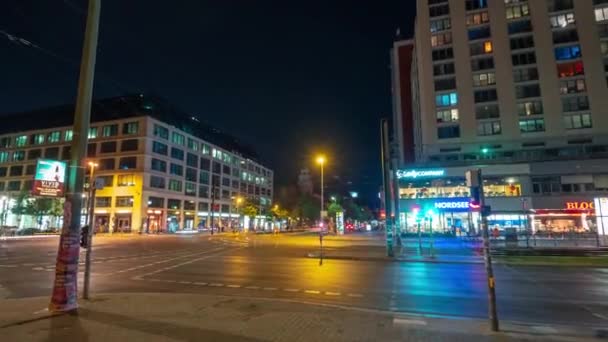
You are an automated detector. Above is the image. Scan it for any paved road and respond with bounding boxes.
[1,232,607,329]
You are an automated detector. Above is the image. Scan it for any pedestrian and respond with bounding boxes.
[492,227,500,239]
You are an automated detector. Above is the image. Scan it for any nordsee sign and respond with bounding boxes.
[429,199,472,212]
[396,169,446,179]
[434,201,470,210]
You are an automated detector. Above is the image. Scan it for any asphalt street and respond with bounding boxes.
[1,232,607,329]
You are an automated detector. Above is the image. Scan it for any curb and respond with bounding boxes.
[306,252,484,264]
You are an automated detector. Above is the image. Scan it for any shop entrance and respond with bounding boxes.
[94,215,110,233]
[116,214,131,233]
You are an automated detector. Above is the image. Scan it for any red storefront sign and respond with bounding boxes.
[565,201,594,210]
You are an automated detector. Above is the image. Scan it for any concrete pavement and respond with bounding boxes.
[1,232,608,339]
[0,293,599,341]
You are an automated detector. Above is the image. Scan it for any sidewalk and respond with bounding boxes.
[0,293,599,341]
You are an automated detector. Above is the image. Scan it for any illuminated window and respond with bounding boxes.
[519,119,545,133]
[477,121,502,136]
[102,124,118,137]
[171,132,185,146]
[116,196,134,207]
[65,130,73,142]
[168,179,182,192]
[564,113,592,129]
[47,131,61,143]
[435,92,458,107]
[15,135,27,147]
[596,6,608,22]
[506,3,529,19]
[557,61,584,78]
[550,12,575,28]
[117,174,135,186]
[122,121,139,135]
[484,41,493,53]
[436,109,459,123]
[31,134,45,145]
[87,127,97,139]
[466,11,489,26]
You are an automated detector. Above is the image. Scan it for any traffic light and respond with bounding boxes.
[80,225,89,249]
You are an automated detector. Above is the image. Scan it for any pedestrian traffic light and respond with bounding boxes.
[80,225,89,249]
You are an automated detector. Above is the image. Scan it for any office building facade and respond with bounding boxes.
[0,95,273,233]
[392,0,608,240]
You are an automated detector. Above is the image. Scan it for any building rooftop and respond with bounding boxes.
[0,94,260,161]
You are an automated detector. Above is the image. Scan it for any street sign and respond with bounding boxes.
[93,177,105,190]
[321,210,328,218]
[32,159,67,197]
[465,169,480,187]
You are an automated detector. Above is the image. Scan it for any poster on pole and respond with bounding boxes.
[32,159,67,197]
[336,211,344,235]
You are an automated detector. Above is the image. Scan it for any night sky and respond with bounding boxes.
[1,0,415,204]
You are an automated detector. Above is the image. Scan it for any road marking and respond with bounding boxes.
[263,287,277,291]
[245,286,260,290]
[227,284,241,288]
[531,326,558,334]
[209,283,224,287]
[103,249,221,276]
[393,318,427,326]
[347,293,363,298]
[283,288,299,292]
[134,247,231,278]
[32,267,44,271]
[325,291,341,296]
[178,281,192,285]
[0,265,17,268]
[45,269,54,272]
[194,282,208,286]
[305,290,320,294]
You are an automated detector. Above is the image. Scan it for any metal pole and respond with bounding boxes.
[83,165,96,299]
[478,170,499,332]
[391,151,401,247]
[49,0,100,313]
[380,119,394,257]
[429,217,434,257]
[320,162,324,221]
[210,182,216,235]
[417,222,422,254]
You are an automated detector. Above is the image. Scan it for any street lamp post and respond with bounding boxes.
[316,155,325,225]
[232,196,243,232]
[316,155,325,264]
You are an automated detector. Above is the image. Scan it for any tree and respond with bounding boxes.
[239,198,259,230]
[297,194,320,225]
[327,202,343,220]
[10,192,63,229]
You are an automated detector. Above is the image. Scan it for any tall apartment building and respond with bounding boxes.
[0,95,274,233]
[392,0,608,240]
[391,39,417,165]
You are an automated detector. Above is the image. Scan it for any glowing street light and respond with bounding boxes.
[316,155,326,225]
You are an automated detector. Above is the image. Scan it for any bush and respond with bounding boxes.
[16,227,40,236]
[0,226,18,236]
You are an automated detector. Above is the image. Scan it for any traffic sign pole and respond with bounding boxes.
[467,169,499,332]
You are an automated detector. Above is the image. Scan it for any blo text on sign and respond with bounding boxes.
[565,201,594,210]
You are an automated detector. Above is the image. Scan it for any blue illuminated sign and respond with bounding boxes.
[396,169,446,180]
[433,198,471,212]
